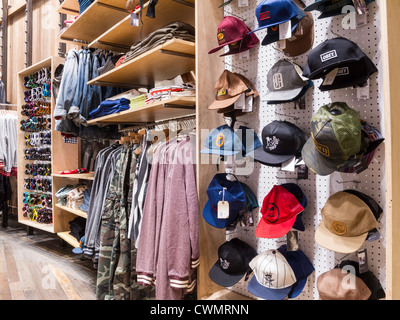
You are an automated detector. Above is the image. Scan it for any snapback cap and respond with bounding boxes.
[247,249,297,300]
[256,185,305,239]
[280,183,307,232]
[315,191,378,254]
[301,102,362,176]
[253,120,308,165]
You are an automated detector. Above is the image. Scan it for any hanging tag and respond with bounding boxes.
[357,249,369,274]
[293,64,309,81]
[297,164,309,180]
[357,79,370,100]
[239,50,250,60]
[130,12,139,26]
[287,231,299,251]
[238,0,249,7]
[281,156,296,172]
[218,187,230,219]
[243,95,253,112]
[356,13,368,28]
[352,0,368,15]
[279,20,292,40]
[322,68,339,86]
[294,95,306,110]
[234,93,246,109]
[276,39,286,50]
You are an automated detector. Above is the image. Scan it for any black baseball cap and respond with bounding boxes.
[302,37,377,90]
[252,120,308,165]
[209,238,258,287]
[281,183,308,232]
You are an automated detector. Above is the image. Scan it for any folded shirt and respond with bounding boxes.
[89,98,130,119]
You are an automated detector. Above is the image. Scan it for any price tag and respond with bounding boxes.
[239,50,250,60]
[322,68,338,86]
[281,156,296,172]
[243,95,253,112]
[357,249,369,274]
[130,12,139,26]
[276,39,286,50]
[238,0,249,7]
[234,93,246,109]
[293,64,309,81]
[218,201,230,219]
[357,79,370,100]
[279,20,292,40]
[356,13,368,28]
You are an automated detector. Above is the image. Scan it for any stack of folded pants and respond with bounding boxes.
[124,21,195,63]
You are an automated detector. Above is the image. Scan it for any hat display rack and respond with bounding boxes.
[217,0,385,300]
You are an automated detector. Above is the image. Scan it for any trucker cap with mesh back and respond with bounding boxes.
[301,102,362,176]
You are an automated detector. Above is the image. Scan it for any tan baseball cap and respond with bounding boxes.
[315,191,378,254]
[317,268,371,300]
[208,70,253,110]
[283,0,314,57]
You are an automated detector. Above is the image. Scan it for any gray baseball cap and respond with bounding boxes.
[265,59,309,102]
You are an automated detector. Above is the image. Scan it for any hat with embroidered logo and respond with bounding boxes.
[265,59,310,103]
[252,120,308,166]
[209,70,254,110]
[209,238,258,287]
[256,185,305,239]
[301,102,362,176]
[201,124,243,156]
[261,0,306,46]
[302,37,377,91]
[209,16,259,56]
[247,249,297,300]
[315,191,378,254]
[203,173,247,229]
[249,0,302,34]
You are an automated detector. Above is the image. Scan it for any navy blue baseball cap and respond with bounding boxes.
[203,174,247,228]
[201,124,243,156]
[249,0,301,34]
[280,183,307,232]
[277,245,315,298]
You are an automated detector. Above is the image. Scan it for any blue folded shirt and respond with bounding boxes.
[89,98,130,119]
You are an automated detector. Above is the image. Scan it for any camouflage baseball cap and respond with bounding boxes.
[301,102,361,176]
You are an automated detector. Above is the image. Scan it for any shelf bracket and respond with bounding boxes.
[159,49,195,59]
[163,103,196,110]
[172,0,195,8]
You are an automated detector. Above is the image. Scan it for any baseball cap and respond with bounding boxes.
[315,191,378,253]
[201,124,243,156]
[209,238,258,287]
[280,183,307,232]
[277,245,315,298]
[209,16,259,56]
[250,0,302,34]
[209,70,254,110]
[261,0,305,46]
[255,185,305,239]
[236,126,263,158]
[252,120,308,165]
[240,182,259,212]
[72,236,85,254]
[335,260,385,300]
[301,102,362,176]
[247,249,297,300]
[305,0,375,19]
[203,174,247,229]
[264,59,309,102]
[317,267,371,300]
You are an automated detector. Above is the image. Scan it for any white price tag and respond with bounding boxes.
[276,39,286,50]
[356,13,368,28]
[234,93,246,109]
[279,20,292,40]
[238,0,249,7]
[218,201,230,219]
[357,79,370,100]
[243,95,253,112]
[322,68,338,86]
[130,12,139,26]
[281,156,296,172]
[239,50,250,60]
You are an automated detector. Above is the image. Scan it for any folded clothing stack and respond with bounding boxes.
[145,84,196,104]
[89,98,130,119]
[55,184,85,206]
[98,54,125,76]
[78,0,94,14]
[66,185,87,210]
[78,188,91,212]
[130,94,147,108]
[69,216,86,242]
[124,21,195,63]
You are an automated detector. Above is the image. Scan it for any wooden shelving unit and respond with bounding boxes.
[58,0,129,45]
[88,0,195,52]
[57,231,80,248]
[52,172,95,180]
[55,204,88,219]
[87,96,196,125]
[57,0,80,15]
[87,39,195,88]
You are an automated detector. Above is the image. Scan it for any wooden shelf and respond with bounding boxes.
[89,0,195,52]
[58,0,129,45]
[55,204,88,219]
[87,96,196,124]
[57,0,80,15]
[58,231,80,248]
[18,219,54,233]
[87,38,195,88]
[52,172,95,180]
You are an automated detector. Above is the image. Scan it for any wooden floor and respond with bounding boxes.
[0,214,97,300]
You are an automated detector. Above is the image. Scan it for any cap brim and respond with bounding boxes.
[72,247,83,254]
[264,87,304,103]
[288,277,308,299]
[202,201,239,229]
[248,275,291,300]
[209,261,245,287]
[292,213,305,232]
[200,147,240,156]
[209,94,243,110]
[252,146,295,165]
[304,0,329,12]
[301,138,344,176]
[255,214,298,239]
[315,221,369,254]
[208,37,246,55]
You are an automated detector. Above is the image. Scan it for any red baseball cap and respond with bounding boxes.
[256,185,304,239]
[209,16,259,56]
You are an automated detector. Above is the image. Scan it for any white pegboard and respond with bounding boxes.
[219,0,386,300]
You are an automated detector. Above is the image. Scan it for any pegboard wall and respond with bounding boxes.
[219,0,386,300]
